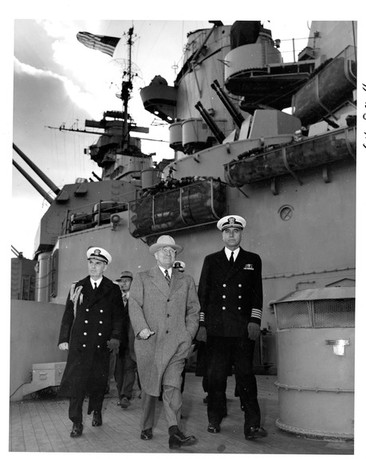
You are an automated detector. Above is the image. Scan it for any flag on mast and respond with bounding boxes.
[76,31,120,57]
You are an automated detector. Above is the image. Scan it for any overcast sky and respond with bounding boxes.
[4,1,364,260]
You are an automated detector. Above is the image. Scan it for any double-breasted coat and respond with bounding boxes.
[128,265,200,396]
[58,276,124,398]
[198,247,263,336]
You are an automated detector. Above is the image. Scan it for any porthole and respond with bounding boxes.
[278,205,294,221]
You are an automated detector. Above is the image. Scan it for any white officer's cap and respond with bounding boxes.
[87,246,112,264]
[217,215,246,231]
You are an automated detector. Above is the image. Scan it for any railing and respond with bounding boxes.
[63,200,128,234]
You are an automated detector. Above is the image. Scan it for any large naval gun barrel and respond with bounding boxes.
[195,101,225,143]
[13,160,53,204]
[211,79,244,128]
[13,143,61,196]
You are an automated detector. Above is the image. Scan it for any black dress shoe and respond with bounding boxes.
[92,411,102,426]
[245,426,267,440]
[207,422,220,433]
[120,396,131,409]
[169,429,197,449]
[70,422,83,438]
[140,428,153,440]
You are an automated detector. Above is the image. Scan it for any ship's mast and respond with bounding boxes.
[46,27,142,151]
[120,26,135,152]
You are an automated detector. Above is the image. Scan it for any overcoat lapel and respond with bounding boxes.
[214,249,232,280]
[230,248,248,276]
[149,266,171,296]
[148,266,184,297]
[170,270,184,296]
[81,276,109,308]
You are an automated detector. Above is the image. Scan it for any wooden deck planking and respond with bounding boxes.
[9,373,354,454]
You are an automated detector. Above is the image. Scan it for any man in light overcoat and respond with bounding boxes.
[128,235,200,449]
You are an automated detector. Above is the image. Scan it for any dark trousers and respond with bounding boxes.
[68,391,105,423]
[206,335,260,431]
[68,369,107,424]
[114,350,137,400]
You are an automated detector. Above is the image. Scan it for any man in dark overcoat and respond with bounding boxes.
[128,235,200,450]
[58,246,124,438]
[113,270,138,408]
[196,215,267,440]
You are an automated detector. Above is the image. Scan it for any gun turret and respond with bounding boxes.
[211,79,244,128]
[12,160,53,204]
[195,101,225,143]
[13,143,61,195]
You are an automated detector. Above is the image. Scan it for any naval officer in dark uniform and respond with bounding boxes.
[196,215,267,440]
[58,247,124,438]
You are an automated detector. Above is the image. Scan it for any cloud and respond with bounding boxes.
[14,56,65,81]
[13,55,113,119]
[37,19,122,117]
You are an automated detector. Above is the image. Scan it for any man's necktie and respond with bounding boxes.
[229,251,234,266]
[164,269,171,286]
[94,282,97,290]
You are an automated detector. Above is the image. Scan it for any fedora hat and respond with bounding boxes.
[149,235,183,255]
[115,270,133,281]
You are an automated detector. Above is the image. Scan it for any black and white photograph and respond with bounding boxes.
[5,1,364,456]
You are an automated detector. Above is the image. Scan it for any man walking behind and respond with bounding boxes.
[114,270,139,408]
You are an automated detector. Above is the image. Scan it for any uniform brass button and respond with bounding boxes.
[222,295,226,299]
[86,309,89,312]
[238,307,241,310]
[222,306,226,310]
[84,332,87,335]
[82,344,86,347]
[238,295,242,299]
[85,320,88,323]
[223,284,226,287]
[238,284,242,287]
[100,309,104,313]
[98,333,102,336]
[99,321,103,324]
[97,345,100,348]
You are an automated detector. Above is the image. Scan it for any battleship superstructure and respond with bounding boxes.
[12,20,356,395]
